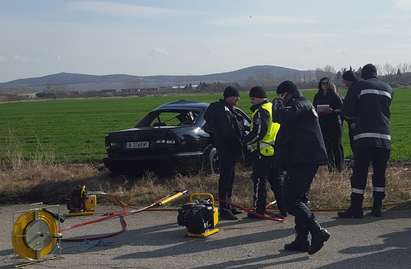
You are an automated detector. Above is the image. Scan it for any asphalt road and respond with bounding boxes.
[0,205,410,269]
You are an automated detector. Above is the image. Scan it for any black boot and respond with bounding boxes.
[284,219,309,252]
[338,194,364,218]
[219,208,238,220]
[231,208,242,215]
[307,218,330,255]
[279,210,288,218]
[371,198,383,217]
[284,232,309,252]
[219,201,238,220]
[284,238,309,252]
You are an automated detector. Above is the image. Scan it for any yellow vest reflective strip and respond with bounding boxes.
[251,102,280,157]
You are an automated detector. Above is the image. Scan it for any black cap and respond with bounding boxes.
[342,70,358,82]
[276,80,298,95]
[223,86,240,98]
[361,64,377,79]
[249,86,267,98]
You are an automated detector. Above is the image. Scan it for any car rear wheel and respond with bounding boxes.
[202,146,220,174]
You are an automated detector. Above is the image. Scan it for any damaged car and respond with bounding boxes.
[104,100,251,175]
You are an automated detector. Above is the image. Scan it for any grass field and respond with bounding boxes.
[0,88,410,163]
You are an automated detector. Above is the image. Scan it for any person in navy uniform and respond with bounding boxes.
[273,80,330,254]
[338,64,393,218]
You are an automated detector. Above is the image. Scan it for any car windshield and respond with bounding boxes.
[137,109,201,127]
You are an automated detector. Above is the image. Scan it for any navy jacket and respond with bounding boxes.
[343,77,393,149]
[204,99,243,155]
[272,94,328,167]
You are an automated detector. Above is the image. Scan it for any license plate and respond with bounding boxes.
[126,141,149,149]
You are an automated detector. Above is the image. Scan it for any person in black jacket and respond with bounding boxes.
[273,80,330,255]
[204,86,244,220]
[313,78,344,172]
[338,64,393,218]
[342,70,359,159]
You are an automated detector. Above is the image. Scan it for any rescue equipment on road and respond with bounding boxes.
[11,204,62,266]
[178,193,220,238]
[66,185,97,217]
[230,202,286,222]
[11,190,188,264]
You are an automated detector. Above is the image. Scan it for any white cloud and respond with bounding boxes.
[393,0,411,10]
[68,0,196,17]
[210,15,317,26]
[149,48,169,57]
[13,55,30,63]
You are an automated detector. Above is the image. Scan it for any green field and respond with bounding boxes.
[0,88,410,162]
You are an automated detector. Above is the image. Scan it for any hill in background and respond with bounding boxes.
[0,65,327,93]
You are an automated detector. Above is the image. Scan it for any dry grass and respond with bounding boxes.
[1,161,411,210]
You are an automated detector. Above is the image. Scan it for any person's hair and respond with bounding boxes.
[318,77,330,91]
[276,80,299,96]
[329,82,339,95]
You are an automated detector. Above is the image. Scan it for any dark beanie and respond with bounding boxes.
[342,70,358,82]
[249,86,267,98]
[276,80,298,95]
[361,64,377,79]
[223,86,240,98]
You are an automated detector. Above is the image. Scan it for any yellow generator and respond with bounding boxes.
[66,185,97,216]
[177,193,219,238]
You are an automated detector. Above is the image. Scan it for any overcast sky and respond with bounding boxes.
[1,0,411,82]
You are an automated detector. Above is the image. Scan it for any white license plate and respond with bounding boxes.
[126,141,149,149]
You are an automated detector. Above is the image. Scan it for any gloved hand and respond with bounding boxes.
[272,98,284,111]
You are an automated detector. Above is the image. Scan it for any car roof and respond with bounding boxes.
[154,100,209,111]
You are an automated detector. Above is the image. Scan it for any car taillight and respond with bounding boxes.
[105,136,121,149]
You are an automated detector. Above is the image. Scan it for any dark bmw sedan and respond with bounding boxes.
[104,100,251,175]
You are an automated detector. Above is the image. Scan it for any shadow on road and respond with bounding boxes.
[192,250,309,269]
[113,226,293,260]
[0,249,12,258]
[320,207,411,229]
[317,227,411,269]
[61,217,293,259]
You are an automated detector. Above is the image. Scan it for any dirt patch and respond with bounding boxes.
[1,163,410,210]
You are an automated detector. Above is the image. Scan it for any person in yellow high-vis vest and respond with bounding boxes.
[243,86,287,217]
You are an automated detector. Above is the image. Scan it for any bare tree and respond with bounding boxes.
[397,63,411,74]
[323,65,337,74]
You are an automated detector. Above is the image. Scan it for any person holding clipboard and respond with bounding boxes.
[313,77,344,172]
